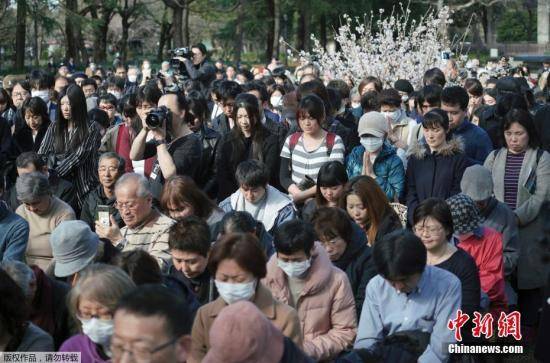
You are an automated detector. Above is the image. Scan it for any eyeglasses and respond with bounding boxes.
[413,225,444,235]
[110,337,179,363]
[98,166,119,173]
[114,201,140,211]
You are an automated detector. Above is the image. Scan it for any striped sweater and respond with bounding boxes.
[38,122,102,208]
[119,213,175,272]
[280,133,345,185]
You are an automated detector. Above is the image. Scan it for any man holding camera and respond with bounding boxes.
[179,43,216,96]
[130,92,202,197]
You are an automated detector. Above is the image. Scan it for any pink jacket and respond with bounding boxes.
[262,243,357,361]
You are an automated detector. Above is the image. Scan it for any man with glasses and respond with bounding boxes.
[98,93,122,126]
[211,80,242,136]
[95,173,175,272]
[111,284,193,363]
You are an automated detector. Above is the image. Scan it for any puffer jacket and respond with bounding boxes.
[263,243,357,362]
[406,139,471,223]
[346,141,405,202]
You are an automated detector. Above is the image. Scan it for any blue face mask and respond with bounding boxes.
[215,279,257,304]
[360,136,384,152]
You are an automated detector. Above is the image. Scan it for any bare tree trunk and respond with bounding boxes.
[272,0,280,59]
[320,13,327,50]
[486,5,496,46]
[172,6,183,47]
[266,0,274,62]
[121,7,129,64]
[297,0,310,51]
[157,7,170,62]
[15,0,26,70]
[183,0,190,45]
[33,8,39,67]
[234,0,244,63]
[65,0,78,62]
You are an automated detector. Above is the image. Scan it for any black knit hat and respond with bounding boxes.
[394,79,414,94]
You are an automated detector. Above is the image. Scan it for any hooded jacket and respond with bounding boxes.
[332,223,377,318]
[219,185,296,235]
[346,141,405,202]
[263,243,357,361]
[406,139,470,223]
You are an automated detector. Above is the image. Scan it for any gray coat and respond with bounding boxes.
[484,147,550,289]
[479,197,519,277]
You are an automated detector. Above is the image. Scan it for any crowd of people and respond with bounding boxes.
[0,43,549,362]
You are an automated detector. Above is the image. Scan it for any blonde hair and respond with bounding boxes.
[68,263,136,320]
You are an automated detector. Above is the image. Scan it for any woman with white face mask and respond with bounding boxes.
[345,111,405,202]
[59,264,135,362]
[189,233,302,363]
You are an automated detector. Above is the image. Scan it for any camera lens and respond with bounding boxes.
[146,113,161,129]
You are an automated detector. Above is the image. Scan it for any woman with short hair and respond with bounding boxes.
[405,108,470,222]
[14,97,51,153]
[160,175,224,239]
[279,94,345,204]
[484,108,550,332]
[301,161,348,222]
[59,264,135,362]
[189,233,302,363]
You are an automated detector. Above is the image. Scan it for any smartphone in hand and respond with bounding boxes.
[97,205,111,227]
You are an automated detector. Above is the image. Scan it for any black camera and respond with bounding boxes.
[170,47,193,76]
[145,106,171,129]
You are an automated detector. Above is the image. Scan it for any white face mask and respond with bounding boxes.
[270,96,282,108]
[215,279,257,304]
[79,317,114,348]
[128,75,138,83]
[32,90,50,103]
[351,102,361,109]
[401,95,409,103]
[361,136,384,152]
[277,258,311,278]
[382,109,403,124]
[109,90,122,100]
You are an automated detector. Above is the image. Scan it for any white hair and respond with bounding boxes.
[115,172,151,198]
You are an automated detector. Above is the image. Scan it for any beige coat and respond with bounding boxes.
[189,283,302,363]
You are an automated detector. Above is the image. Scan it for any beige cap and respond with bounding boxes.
[357,111,389,138]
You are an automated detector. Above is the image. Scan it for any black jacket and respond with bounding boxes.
[169,267,217,306]
[406,139,471,223]
[215,131,279,201]
[13,118,50,154]
[162,274,201,319]
[280,336,315,363]
[195,125,221,199]
[80,185,123,231]
[333,222,377,318]
[183,59,216,96]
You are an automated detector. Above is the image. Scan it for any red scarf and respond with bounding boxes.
[30,265,56,335]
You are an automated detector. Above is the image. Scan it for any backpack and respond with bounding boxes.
[288,131,337,155]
